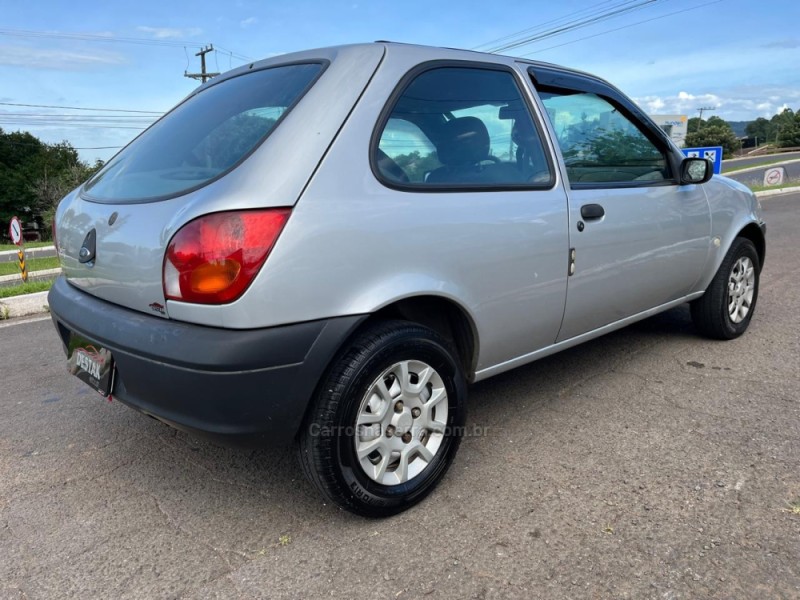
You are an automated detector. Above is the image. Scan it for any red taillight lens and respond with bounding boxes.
[163,208,291,304]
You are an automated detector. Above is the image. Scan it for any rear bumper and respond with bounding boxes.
[48,277,366,446]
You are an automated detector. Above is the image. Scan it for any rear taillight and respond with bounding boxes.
[163,208,291,305]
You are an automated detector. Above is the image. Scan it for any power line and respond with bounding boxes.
[1,122,148,128]
[473,0,637,50]
[0,113,155,119]
[215,45,253,63]
[0,121,146,130]
[0,102,163,114]
[1,140,124,150]
[1,29,255,97]
[520,0,724,55]
[0,28,253,67]
[487,0,661,53]
[0,27,206,48]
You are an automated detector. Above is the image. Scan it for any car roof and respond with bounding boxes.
[203,41,608,93]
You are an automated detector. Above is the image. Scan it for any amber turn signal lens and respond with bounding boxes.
[190,260,242,294]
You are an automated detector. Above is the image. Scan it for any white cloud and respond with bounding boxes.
[137,26,202,39]
[567,39,800,121]
[633,88,800,121]
[240,17,258,28]
[0,45,126,70]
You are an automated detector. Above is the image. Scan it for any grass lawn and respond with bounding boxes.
[0,240,53,251]
[0,256,60,277]
[0,279,53,300]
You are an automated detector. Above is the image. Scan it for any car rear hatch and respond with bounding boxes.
[55,44,385,317]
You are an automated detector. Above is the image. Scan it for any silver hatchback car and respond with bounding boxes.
[50,42,765,517]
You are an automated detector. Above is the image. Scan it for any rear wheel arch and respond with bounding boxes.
[365,296,479,381]
[294,295,479,444]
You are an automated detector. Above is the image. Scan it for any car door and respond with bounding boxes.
[366,62,571,369]
[526,66,711,342]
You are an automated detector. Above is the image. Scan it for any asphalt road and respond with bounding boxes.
[725,161,800,188]
[2,194,799,600]
[723,151,800,171]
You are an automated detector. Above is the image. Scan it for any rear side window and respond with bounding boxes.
[373,66,553,189]
[83,63,324,202]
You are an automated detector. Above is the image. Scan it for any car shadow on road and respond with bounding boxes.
[468,304,697,404]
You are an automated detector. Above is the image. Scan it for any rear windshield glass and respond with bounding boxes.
[83,62,324,202]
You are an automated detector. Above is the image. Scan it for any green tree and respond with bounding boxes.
[684,119,740,158]
[0,128,99,236]
[772,108,800,148]
[745,117,775,146]
[704,116,728,128]
[0,130,47,225]
[777,114,800,147]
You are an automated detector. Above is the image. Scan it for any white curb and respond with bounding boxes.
[0,291,50,320]
[755,186,800,198]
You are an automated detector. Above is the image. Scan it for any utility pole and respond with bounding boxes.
[695,106,715,131]
[184,45,220,83]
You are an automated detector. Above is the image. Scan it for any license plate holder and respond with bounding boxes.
[67,333,115,397]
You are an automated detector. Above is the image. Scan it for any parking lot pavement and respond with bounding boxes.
[1,194,799,600]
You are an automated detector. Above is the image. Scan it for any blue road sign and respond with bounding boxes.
[682,146,723,175]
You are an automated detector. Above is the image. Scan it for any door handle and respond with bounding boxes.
[580,204,605,220]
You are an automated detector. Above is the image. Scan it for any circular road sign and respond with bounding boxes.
[9,216,22,246]
[764,167,784,187]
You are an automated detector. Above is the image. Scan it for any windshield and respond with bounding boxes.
[83,62,324,202]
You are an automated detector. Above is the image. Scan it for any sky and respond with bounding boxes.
[1,0,798,163]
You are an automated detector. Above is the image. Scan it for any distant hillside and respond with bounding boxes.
[728,121,749,137]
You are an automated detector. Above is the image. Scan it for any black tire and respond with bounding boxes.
[298,320,467,518]
[691,237,760,340]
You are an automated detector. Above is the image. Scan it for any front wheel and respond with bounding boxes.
[298,320,467,517]
[691,237,760,340]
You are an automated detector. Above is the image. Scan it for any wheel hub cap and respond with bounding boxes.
[354,360,448,486]
[392,411,413,434]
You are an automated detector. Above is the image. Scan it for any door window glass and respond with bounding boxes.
[538,90,668,185]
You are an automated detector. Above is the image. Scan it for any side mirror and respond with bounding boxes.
[680,157,713,185]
